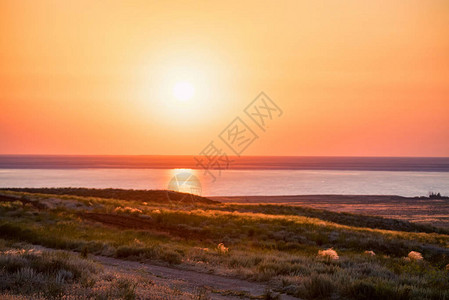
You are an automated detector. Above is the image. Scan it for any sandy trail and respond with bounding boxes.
[95,255,299,299]
[31,245,298,300]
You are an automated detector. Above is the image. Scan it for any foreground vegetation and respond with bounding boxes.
[0,188,448,299]
[0,242,204,299]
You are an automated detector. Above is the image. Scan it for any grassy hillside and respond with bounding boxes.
[0,188,448,299]
[1,188,218,205]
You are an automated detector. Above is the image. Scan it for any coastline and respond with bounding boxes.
[212,194,449,228]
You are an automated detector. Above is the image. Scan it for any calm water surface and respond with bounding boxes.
[0,168,448,197]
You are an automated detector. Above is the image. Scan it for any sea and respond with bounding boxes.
[0,155,448,197]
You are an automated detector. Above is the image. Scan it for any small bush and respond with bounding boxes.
[160,249,182,265]
[114,206,142,215]
[407,251,423,261]
[217,243,229,254]
[301,273,334,299]
[115,246,157,260]
[116,278,137,300]
[318,248,339,261]
[345,280,378,300]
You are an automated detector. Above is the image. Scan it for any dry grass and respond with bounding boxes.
[0,245,208,299]
[0,188,449,299]
[407,251,423,261]
[364,250,376,256]
[317,248,339,261]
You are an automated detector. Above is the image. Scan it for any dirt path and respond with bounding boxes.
[95,255,299,299]
[31,245,299,300]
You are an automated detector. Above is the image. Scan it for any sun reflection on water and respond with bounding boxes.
[167,168,202,195]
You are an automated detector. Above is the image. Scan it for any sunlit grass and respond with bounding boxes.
[1,189,449,299]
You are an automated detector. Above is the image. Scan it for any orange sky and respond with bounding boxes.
[1,0,448,156]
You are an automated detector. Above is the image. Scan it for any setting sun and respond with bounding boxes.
[173,81,195,102]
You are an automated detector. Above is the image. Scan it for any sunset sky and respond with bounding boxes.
[1,0,448,156]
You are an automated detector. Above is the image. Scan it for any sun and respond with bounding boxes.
[173,81,195,102]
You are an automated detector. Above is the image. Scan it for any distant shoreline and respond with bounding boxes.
[211,194,448,202]
[212,194,449,228]
[1,155,449,172]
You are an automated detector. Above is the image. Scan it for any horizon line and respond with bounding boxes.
[1,154,449,159]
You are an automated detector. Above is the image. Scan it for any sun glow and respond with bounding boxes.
[136,49,232,127]
[173,82,195,102]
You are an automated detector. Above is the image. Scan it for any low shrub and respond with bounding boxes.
[407,251,423,261]
[160,249,182,265]
[300,273,335,299]
[0,249,101,298]
[318,248,339,261]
